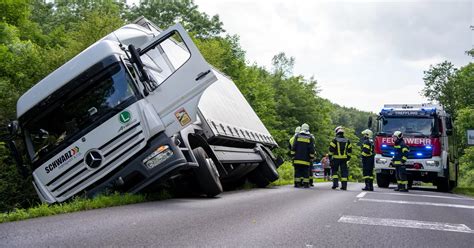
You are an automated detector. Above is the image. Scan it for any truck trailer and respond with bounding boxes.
[371,103,458,191]
[6,17,281,203]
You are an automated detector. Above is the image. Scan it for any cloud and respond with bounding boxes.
[195,0,472,112]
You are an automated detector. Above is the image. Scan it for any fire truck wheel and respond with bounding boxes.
[193,147,223,197]
[436,177,450,192]
[376,173,390,188]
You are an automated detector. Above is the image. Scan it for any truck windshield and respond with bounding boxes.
[22,63,137,164]
[379,117,435,137]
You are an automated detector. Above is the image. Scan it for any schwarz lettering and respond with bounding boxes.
[45,146,79,174]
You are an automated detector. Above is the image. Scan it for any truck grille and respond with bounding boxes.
[45,122,146,201]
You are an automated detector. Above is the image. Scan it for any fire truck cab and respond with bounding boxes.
[372,104,458,192]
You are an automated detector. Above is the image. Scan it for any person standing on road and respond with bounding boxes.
[321,154,331,181]
[289,126,301,187]
[329,126,352,190]
[392,131,410,192]
[291,123,315,188]
[361,129,375,191]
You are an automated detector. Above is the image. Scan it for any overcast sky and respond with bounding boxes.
[194,0,472,113]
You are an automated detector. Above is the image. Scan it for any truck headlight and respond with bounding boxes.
[426,160,440,167]
[376,158,388,165]
[143,145,174,169]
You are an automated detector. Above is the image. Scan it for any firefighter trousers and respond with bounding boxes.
[294,164,310,186]
[362,156,374,189]
[395,165,408,190]
[332,159,348,189]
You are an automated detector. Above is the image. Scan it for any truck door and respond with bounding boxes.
[138,23,217,136]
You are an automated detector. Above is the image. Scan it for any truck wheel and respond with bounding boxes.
[436,177,450,192]
[376,173,390,188]
[254,145,279,182]
[193,147,223,197]
[248,169,271,188]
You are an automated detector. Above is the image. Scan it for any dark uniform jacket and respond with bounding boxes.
[291,132,315,166]
[329,135,352,160]
[361,137,374,157]
[392,139,409,165]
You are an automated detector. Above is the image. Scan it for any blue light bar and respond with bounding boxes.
[416,152,423,156]
[390,152,395,155]
[382,144,388,148]
[425,146,432,149]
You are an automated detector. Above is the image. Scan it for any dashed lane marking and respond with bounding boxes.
[369,192,474,201]
[338,215,474,234]
[356,192,367,198]
[358,198,474,210]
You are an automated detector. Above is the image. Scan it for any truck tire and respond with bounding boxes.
[256,146,279,182]
[248,169,271,188]
[376,173,390,188]
[436,177,450,192]
[193,147,223,197]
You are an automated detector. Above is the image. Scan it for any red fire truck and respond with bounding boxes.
[371,104,458,191]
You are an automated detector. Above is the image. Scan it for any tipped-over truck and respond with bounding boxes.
[370,103,458,191]
[5,17,281,203]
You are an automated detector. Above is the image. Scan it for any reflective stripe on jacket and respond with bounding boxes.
[329,136,352,159]
[361,137,374,157]
[291,132,315,165]
[392,139,409,165]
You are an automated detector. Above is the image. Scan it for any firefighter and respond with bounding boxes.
[392,131,409,192]
[291,123,315,188]
[329,126,352,190]
[289,126,301,187]
[361,129,375,191]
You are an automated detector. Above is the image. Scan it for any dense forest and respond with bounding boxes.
[0,1,471,212]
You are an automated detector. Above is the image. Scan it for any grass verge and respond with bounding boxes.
[0,190,172,224]
[453,187,474,197]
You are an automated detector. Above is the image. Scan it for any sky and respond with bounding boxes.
[193,0,473,113]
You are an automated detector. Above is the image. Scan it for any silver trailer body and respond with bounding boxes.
[198,71,277,147]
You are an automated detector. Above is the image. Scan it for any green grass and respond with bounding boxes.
[0,191,172,224]
[453,187,474,198]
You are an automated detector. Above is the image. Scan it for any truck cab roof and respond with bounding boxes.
[16,24,155,119]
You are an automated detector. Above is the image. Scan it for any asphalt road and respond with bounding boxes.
[1,183,474,247]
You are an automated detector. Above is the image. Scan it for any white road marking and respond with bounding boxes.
[356,192,367,198]
[359,198,474,210]
[369,192,474,201]
[338,215,474,234]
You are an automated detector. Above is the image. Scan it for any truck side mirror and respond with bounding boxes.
[128,44,151,95]
[368,116,373,129]
[6,140,28,178]
[7,120,19,136]
[446,116,453,136]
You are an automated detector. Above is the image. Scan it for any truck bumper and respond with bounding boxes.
[84,131,195,197]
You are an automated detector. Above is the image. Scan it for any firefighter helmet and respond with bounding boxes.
[393,131,403,140]
[294,126,301,134]
[335,126,344,134]
[301,123,310,133]
[361,129,373,138]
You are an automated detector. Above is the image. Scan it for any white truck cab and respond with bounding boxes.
[8,18,280,203]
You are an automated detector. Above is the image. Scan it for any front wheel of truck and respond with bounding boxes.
[193,147,223,197]
[376,173,390,188]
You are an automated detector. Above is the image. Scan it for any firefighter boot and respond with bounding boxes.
[394,184,401,191]
[400,184,408,192]
[341,181,347,190]
[362,179,369,191]
[310,178,314,187]
[332,178,339,189]
[368,179,374,191]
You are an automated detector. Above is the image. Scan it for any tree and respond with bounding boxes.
[126,0,224,38]
[422,61,458,116]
